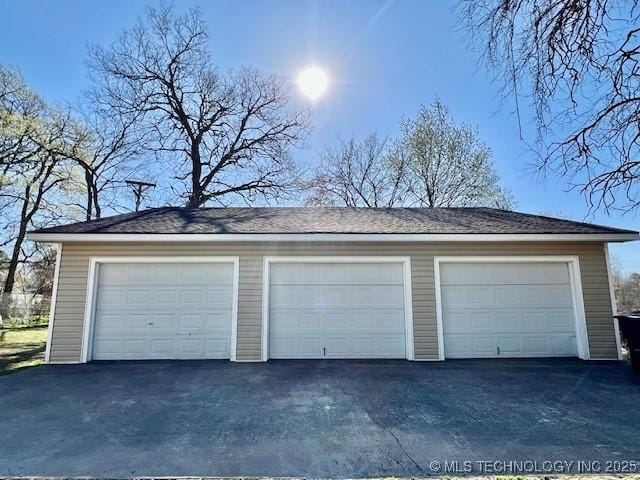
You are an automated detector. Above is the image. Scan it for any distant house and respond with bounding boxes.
[29,207,638,364]
[0,292,47,322]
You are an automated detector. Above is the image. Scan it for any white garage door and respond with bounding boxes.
[269,262,407,359]
[91,262,234,360]
[440,262,578,358]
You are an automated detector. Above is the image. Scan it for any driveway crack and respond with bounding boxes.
[381,424,424,473]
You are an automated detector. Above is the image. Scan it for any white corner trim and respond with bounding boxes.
[403,257,415,361]
[27,232,639,243]
[433,255,591,360]
[230,258,240,362]
[433,259,445,360]
[568,258,591,360]
[261,256,415,361]
[80,255,240,363]
[80,258,99,363]
[604,244,623,360]
[261,257,270,362]
[44,243,62,363]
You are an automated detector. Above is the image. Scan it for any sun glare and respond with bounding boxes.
[297,66,329,101]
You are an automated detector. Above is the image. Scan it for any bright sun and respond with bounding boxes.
[297,66,329,101]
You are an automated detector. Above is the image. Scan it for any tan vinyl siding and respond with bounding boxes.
[48,241,617,363]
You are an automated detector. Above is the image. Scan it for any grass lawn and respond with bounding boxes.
[0,325,47,376]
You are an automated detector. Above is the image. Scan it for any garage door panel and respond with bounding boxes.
[376,286,405,307]
[549,311,574,330]
[127,289,152,304]
[327,312,351,330]
[269,262,407,359]
[268,311,297,330]
[150,339,174,356]
[99,265,128,284]
[442,286,465,307]
[270,335,324,358]
[299,312,325,330]
[497,336,521,354]
[270,263,403,285]
[495,286,519,306]
[93,338,121,358]
[205,312,233,330]
[468,287,495,307]
[376,335,406,356]
[520,336,547,355]
[552,335,577,355]
[177,313,206,330]
[93,313,125,333]
[154,289,178,303]
[271,284,402,309]
[517,286,544,305]
[270,264,316,284]
[98,263,233,286]
[376,310,405,331]
[443,312,469,333]
[154,264,177,282]
[92,262,234,360]
[270,285,313,307]
[325,336,351,356]
[352,337,378,356]
[206,287,233,304]
[205,265,234,283]
[448,336,496,356]
[324,334,405,358]
[544,286,573,307]
[124,313,149,331]
[469,312,493,330]
[351,287,378,306]
[179,264,208,282]
[522,311,545,330]
[471,337,495,356]
[152,313,176,331]
[338,263,403,284]
[443,336,471,356]
[442,262,571,285]
[96,287,126,305]
[128,264,154,282]
[444,308,576,333]
[122,338,148,356]
[441,262,578,359]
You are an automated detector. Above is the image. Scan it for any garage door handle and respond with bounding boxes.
[148,322,154,326]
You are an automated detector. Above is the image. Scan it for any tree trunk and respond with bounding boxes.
[187,143,203,208]
[1,160,57,320]
[0,218,27,320]
[93,187,101,219]
[85,169,94,221]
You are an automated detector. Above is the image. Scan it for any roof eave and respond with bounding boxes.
[26,232,640,243]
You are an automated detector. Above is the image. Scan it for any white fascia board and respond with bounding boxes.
[26,232,640,243]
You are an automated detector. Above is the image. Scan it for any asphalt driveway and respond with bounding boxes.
[1,359,639,477]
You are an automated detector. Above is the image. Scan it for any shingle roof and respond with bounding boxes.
[29,207,637,236]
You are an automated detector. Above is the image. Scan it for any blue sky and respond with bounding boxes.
[1,0,638,269]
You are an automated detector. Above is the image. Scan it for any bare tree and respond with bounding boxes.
[460,0,640,212]
[0,154,74,319]
[0,68,79,319]
[70,107,145,220]
[398,99,514,208]
[306,134,409,207]
[0,67,49,180]
[611,254,640,314]
[309,100,513,209]
[88,5,309,208]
